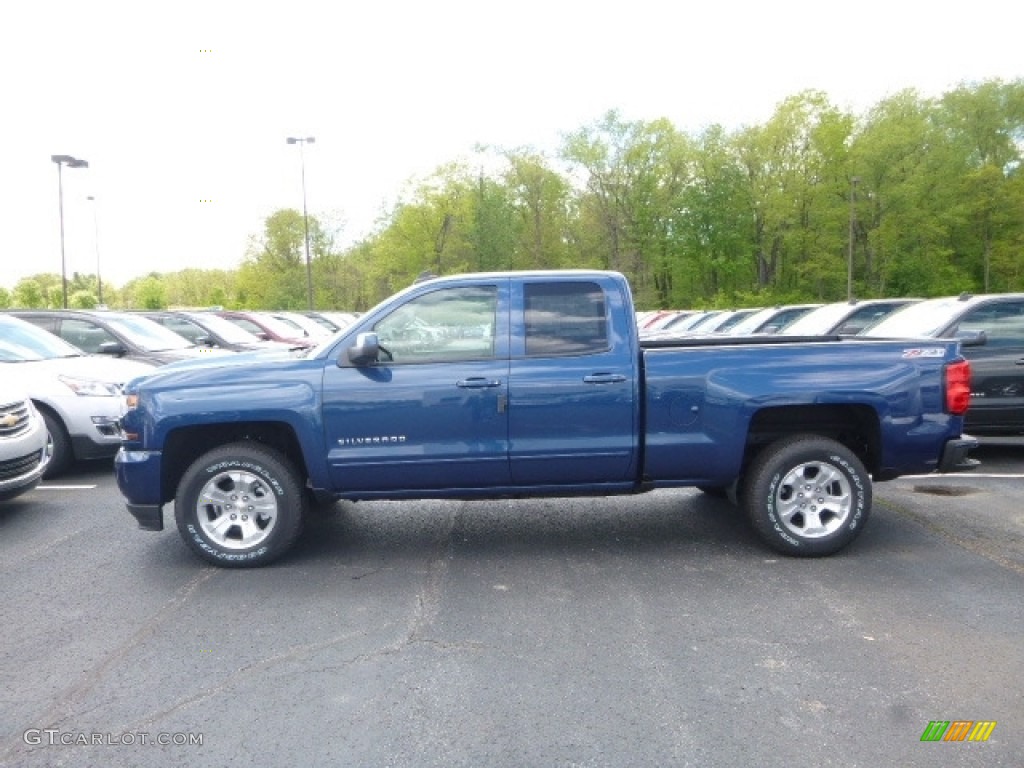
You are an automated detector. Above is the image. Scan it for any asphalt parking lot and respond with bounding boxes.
[1,439,1022,768]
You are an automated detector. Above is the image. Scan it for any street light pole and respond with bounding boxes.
[847,176,859,302]
[286,136,315,310]
[51,154,89,309]
[87,195,102,305]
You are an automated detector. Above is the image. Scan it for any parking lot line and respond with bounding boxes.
[37,484,98,490]
[902,473,1024,479]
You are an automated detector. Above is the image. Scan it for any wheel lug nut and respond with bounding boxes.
[230,514,237,520]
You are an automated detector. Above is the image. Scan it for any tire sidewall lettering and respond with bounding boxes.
[186,523,271,561]
[766,471,800,547]
[203,460,285,496]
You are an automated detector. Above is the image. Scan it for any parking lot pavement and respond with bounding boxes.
[877,437,1024,574]
[1,447,1022,768]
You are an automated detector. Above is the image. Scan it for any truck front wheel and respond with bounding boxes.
[174,442,305,567]
[741,435,871,557]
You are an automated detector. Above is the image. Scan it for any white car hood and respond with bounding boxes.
[2,355,156,389]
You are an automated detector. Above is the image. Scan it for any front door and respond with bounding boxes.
[322,282,510,493]
[956,299,1024,433]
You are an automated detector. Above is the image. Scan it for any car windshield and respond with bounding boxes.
[0,316,86,361]
[185,313,264,344]
[725,308,776,335]
[708,308,761,333]
[860,297,966,337]
[783,303,856,335]
[105,314,195,351]
[246,313,307,337]
[271,312,330,337]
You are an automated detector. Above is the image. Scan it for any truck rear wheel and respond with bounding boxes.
[174,442,305,567]
[741,435,871,556]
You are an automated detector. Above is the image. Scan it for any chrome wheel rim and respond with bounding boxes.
[775,460,852,539]
[196,469,278,550]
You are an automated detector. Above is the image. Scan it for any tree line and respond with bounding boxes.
[4,80,1022,313]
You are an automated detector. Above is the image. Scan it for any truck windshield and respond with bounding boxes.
[861,298,964,337]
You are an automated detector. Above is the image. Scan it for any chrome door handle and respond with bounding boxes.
[583,373,627,384]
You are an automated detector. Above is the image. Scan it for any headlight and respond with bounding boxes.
[57,375,122,397]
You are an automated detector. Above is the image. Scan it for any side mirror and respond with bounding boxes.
[195,335,215,347]
[956,329,987,347]
[97,340,127,356]
[346,332,380,365]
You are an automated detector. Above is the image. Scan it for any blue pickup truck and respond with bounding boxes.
[115,271,977,567]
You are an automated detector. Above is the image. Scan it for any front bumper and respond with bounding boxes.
[126,502,164,531]
[0,450,46,499]
[937,434,980,473]
[114,447,165,530]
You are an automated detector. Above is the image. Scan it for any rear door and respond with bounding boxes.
[507,278,638,486]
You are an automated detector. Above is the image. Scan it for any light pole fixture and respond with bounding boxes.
[51,154,89,309]
[847,176,859,301]
[86,195,102,305]
[286,136,315,309]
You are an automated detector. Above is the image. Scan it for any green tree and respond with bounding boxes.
[69,290,98,309]
[13,279,46,308]
[939,80,1024,291]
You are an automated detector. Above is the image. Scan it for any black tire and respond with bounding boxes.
[741,435,871,557]
[38,407,71,478]
[174,442,305,567]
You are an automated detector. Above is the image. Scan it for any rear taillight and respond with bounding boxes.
[945,359,971,415]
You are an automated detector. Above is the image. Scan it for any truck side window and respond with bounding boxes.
[374,285,497,364]
[956,300,1024,348]
[524,282,608,356]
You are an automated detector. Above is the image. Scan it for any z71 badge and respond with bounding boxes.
[901,347,946,359]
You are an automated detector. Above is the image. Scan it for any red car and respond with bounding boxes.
[214,310,316,348]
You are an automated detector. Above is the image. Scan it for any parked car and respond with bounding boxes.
[781,298,920,336]
[641,310,718,338]
[302,311,360,333]
[140,310,288,352]
[215,310,316,348]
[694,308,763,335]
[724,304,823,335]
[266,311,335,341]
[0,385,49,501]
[0,314,154,476]
[861,292,1024,435]
[8,309,230,366]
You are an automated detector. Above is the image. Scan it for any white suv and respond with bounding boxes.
[0,386,48,500]
[0,315,155,477]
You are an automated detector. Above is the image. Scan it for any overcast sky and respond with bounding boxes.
[2,0,1021,291]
